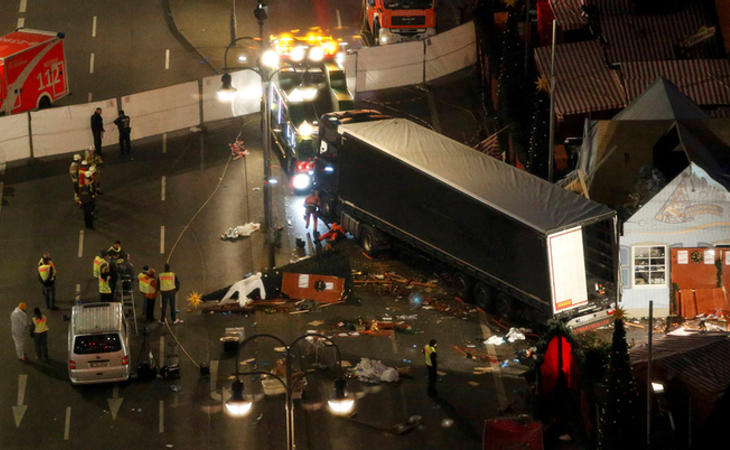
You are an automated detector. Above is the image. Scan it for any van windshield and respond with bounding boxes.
[74,334,122,354]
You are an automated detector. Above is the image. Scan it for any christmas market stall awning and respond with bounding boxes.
[534,40,626,120]
[620,59,730,107]
[599,2,718,63]
[549,0,587,31]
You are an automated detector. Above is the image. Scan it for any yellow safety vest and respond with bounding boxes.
[424,345,435,366]
[159,272,176,292]
[99,276,112,294]
[93,256,106,278]
[38,264,52,282]
[33,316,49,334]
[138,273,155,294]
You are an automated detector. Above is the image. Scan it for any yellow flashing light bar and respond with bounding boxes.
[271,31,339,61]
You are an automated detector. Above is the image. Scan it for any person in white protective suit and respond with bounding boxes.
[10,302,31,361]
[220,272,266,307]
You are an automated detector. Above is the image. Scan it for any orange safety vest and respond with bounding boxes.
[424,345,435,366]
[99,275,111,294]
[38,264,52,282]
[304,194,320,207]
[138,273,155,295]
[33,316,49,334]
[159,272,176,292]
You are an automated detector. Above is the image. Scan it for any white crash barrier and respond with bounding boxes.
[121,81,200,140]
[30,98,118,158]
[0,113,31,162]
[202,69,262,123]
[346,21,476,93]
[425,21,477,82]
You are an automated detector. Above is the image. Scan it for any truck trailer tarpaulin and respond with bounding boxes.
[327,118,617,320]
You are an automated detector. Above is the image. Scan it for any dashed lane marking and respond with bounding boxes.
[17,17,24,28]
[18,0,27,14]
[160,226,165,254]
[75,284,80,302]
[336,9,342,29]
[89,53,95,74]
[159,400,164,433]
[161,176,166,201]
[63,407,71,440]
[77,230,84,258]
[164,49,170,70]
[159,336,165,365]
[91,16,97,37]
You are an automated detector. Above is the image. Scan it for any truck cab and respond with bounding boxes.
[269,32,354,192]
[363,0,436,45]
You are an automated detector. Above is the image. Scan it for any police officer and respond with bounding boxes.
[79,179,95,229]
[113,110,132,158]
[93,250,108,279]
[159,264,182,324]
[138,266,158,322]
[423,339,438,396]
[98,265,113,302]
[37,253,57,310]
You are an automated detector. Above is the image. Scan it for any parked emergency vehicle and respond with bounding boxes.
[269,31,353,192]
[0,28,69,115]
[363,0,436,45]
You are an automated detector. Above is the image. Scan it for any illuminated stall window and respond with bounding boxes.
[632,245,666,287]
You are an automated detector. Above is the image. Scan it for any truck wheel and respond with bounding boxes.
[453,272,472,301]
[38,96,52,109]
[472,282,495,312]
[494,292,513,319]
[360,225,377,256]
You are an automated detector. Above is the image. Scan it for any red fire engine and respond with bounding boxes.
[363,0,436,45]
[0,28,69,115]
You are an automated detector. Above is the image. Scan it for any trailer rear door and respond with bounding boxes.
[547,226,589,314]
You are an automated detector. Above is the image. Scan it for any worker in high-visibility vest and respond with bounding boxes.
[92,250,108,279]
[107,240,123,261]
[423,339,438,396]
[31,307,49,362]
[98,265,113,302]
[159,263,182,324]
[37,253,57,310]
[138,266,158,322]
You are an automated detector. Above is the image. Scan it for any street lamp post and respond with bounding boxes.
[225,333,354,450]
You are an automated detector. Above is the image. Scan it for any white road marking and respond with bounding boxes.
[75,284,80,302]
[77,230,84,258]
[160,226,165,254]
[91,16,97,37]
[89,53,95,74]
[12,375,28,427]
[162,133,167,153]
[159,336,165,364]
[64,407,71,440]
[164,49,170,70]
[161,176,166,201]
[107,386,123,420]
[336,9,342,28]
[159,400,164,433]
[479,311,508,410]
[87,92,93,102]
[18,0,27,14]
[17,17,25,28]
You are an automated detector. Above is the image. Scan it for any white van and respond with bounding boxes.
[68,302,130,384]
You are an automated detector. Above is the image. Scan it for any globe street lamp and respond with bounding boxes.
[225,332,354,450]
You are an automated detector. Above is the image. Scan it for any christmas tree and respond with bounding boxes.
[598,309,641,449]
[527,75,550,179]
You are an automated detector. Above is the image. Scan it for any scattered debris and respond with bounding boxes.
[485,335,505,346]
[308,320,324,326]
[505,327,529,343]
[220,223,260,240]
[353,358,400,383]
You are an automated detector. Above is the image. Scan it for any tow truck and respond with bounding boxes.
[362,0,436,46]
[268,31,353,192]
[0,28,69,115]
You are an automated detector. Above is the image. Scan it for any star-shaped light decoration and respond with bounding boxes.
[535,74,550,92]
[503,0,519,8]
[188,291,203,309]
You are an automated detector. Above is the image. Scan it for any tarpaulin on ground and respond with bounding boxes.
[483,418,543,450]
